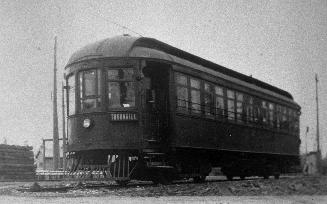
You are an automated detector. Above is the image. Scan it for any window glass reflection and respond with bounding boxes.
[84,70,96,96]
[176,73,187,85]
[78,69,101,111]
[177,86,188,111]
[68,75,75,115]
[107,68,135,108]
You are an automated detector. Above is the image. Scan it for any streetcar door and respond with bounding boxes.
[142,62,170,144]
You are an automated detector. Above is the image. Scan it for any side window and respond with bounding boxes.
[289,109,294,133]
[236,92,243,122]
[176,73,189,112]
[190,78,201,114]
[268,103,274,127]
[214,86,225,118]
[107,68,135,108]
[204,82,214,116]
[67,74,75,115]
[253,98,261,123]
[79,69,101,111]
[281,106,288,130]
[262,101,268,125]
[294,110,300,134]
[227,89,235,120]
[276,105,282,129]
[245,96,253,123]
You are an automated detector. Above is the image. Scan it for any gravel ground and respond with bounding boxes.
[1,195,327,204]
[0,175,326,198]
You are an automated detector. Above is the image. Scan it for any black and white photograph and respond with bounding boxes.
[0,0,326,203]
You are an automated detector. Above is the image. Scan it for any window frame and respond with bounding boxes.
[214,85,225,119]
[189,77,201,114]
[106,67,136,110]
[78,68,102,112]
[173,72,298,135]
[203,82,215,117]
[245,95,254,123]
[66,73,76,116]
[236,91,244,123]
[261,100,268,125]
[268,102,274,128]
[227,89,236,121]
[175,72,190,113]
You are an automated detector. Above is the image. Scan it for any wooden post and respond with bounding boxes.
[53,36,60,170]
[315,73,321,173]
[43,139,46,170]
[62,82,67,171]
[315,74,320,153]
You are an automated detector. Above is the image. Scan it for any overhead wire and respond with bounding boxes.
[88,5,144,37]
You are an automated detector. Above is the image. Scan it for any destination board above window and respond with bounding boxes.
[110,113,137,121]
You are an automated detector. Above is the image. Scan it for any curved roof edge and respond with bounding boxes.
[132,38,294,100]
[66,35,141,65]
[66,35,294,101]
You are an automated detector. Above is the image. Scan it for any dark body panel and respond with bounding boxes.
[67,112,140,151]
[173,113,298,155]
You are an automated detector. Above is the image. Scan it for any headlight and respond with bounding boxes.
[83,118,92,128]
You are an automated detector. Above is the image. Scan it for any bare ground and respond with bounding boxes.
[0,175,326,198]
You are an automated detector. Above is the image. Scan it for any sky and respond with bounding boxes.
[0,0,326,156]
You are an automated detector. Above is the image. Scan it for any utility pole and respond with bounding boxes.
[62,82,67,171]
[315,73,320,153]
[305,126,309,155]
[43,139,46,170]
[53,36,60,170]
[315,73,321,173]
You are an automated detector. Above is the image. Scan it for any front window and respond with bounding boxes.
[107,68,135,108]
[67,74,75,115]
[79,69,101,111]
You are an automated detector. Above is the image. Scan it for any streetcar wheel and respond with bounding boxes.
[116,180,129,186]
[152,177,171,185]
[193,175,206,183]
[274,174,280,179]
[151,172,172,185]
[226,175,233,181]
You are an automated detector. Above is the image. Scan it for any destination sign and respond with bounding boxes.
[110,113,137,121]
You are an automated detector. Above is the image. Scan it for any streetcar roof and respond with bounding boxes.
[66,35,297,104]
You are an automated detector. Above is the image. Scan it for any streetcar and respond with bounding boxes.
[65,35,301,184]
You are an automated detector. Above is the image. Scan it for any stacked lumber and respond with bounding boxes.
[0,144,35,181]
